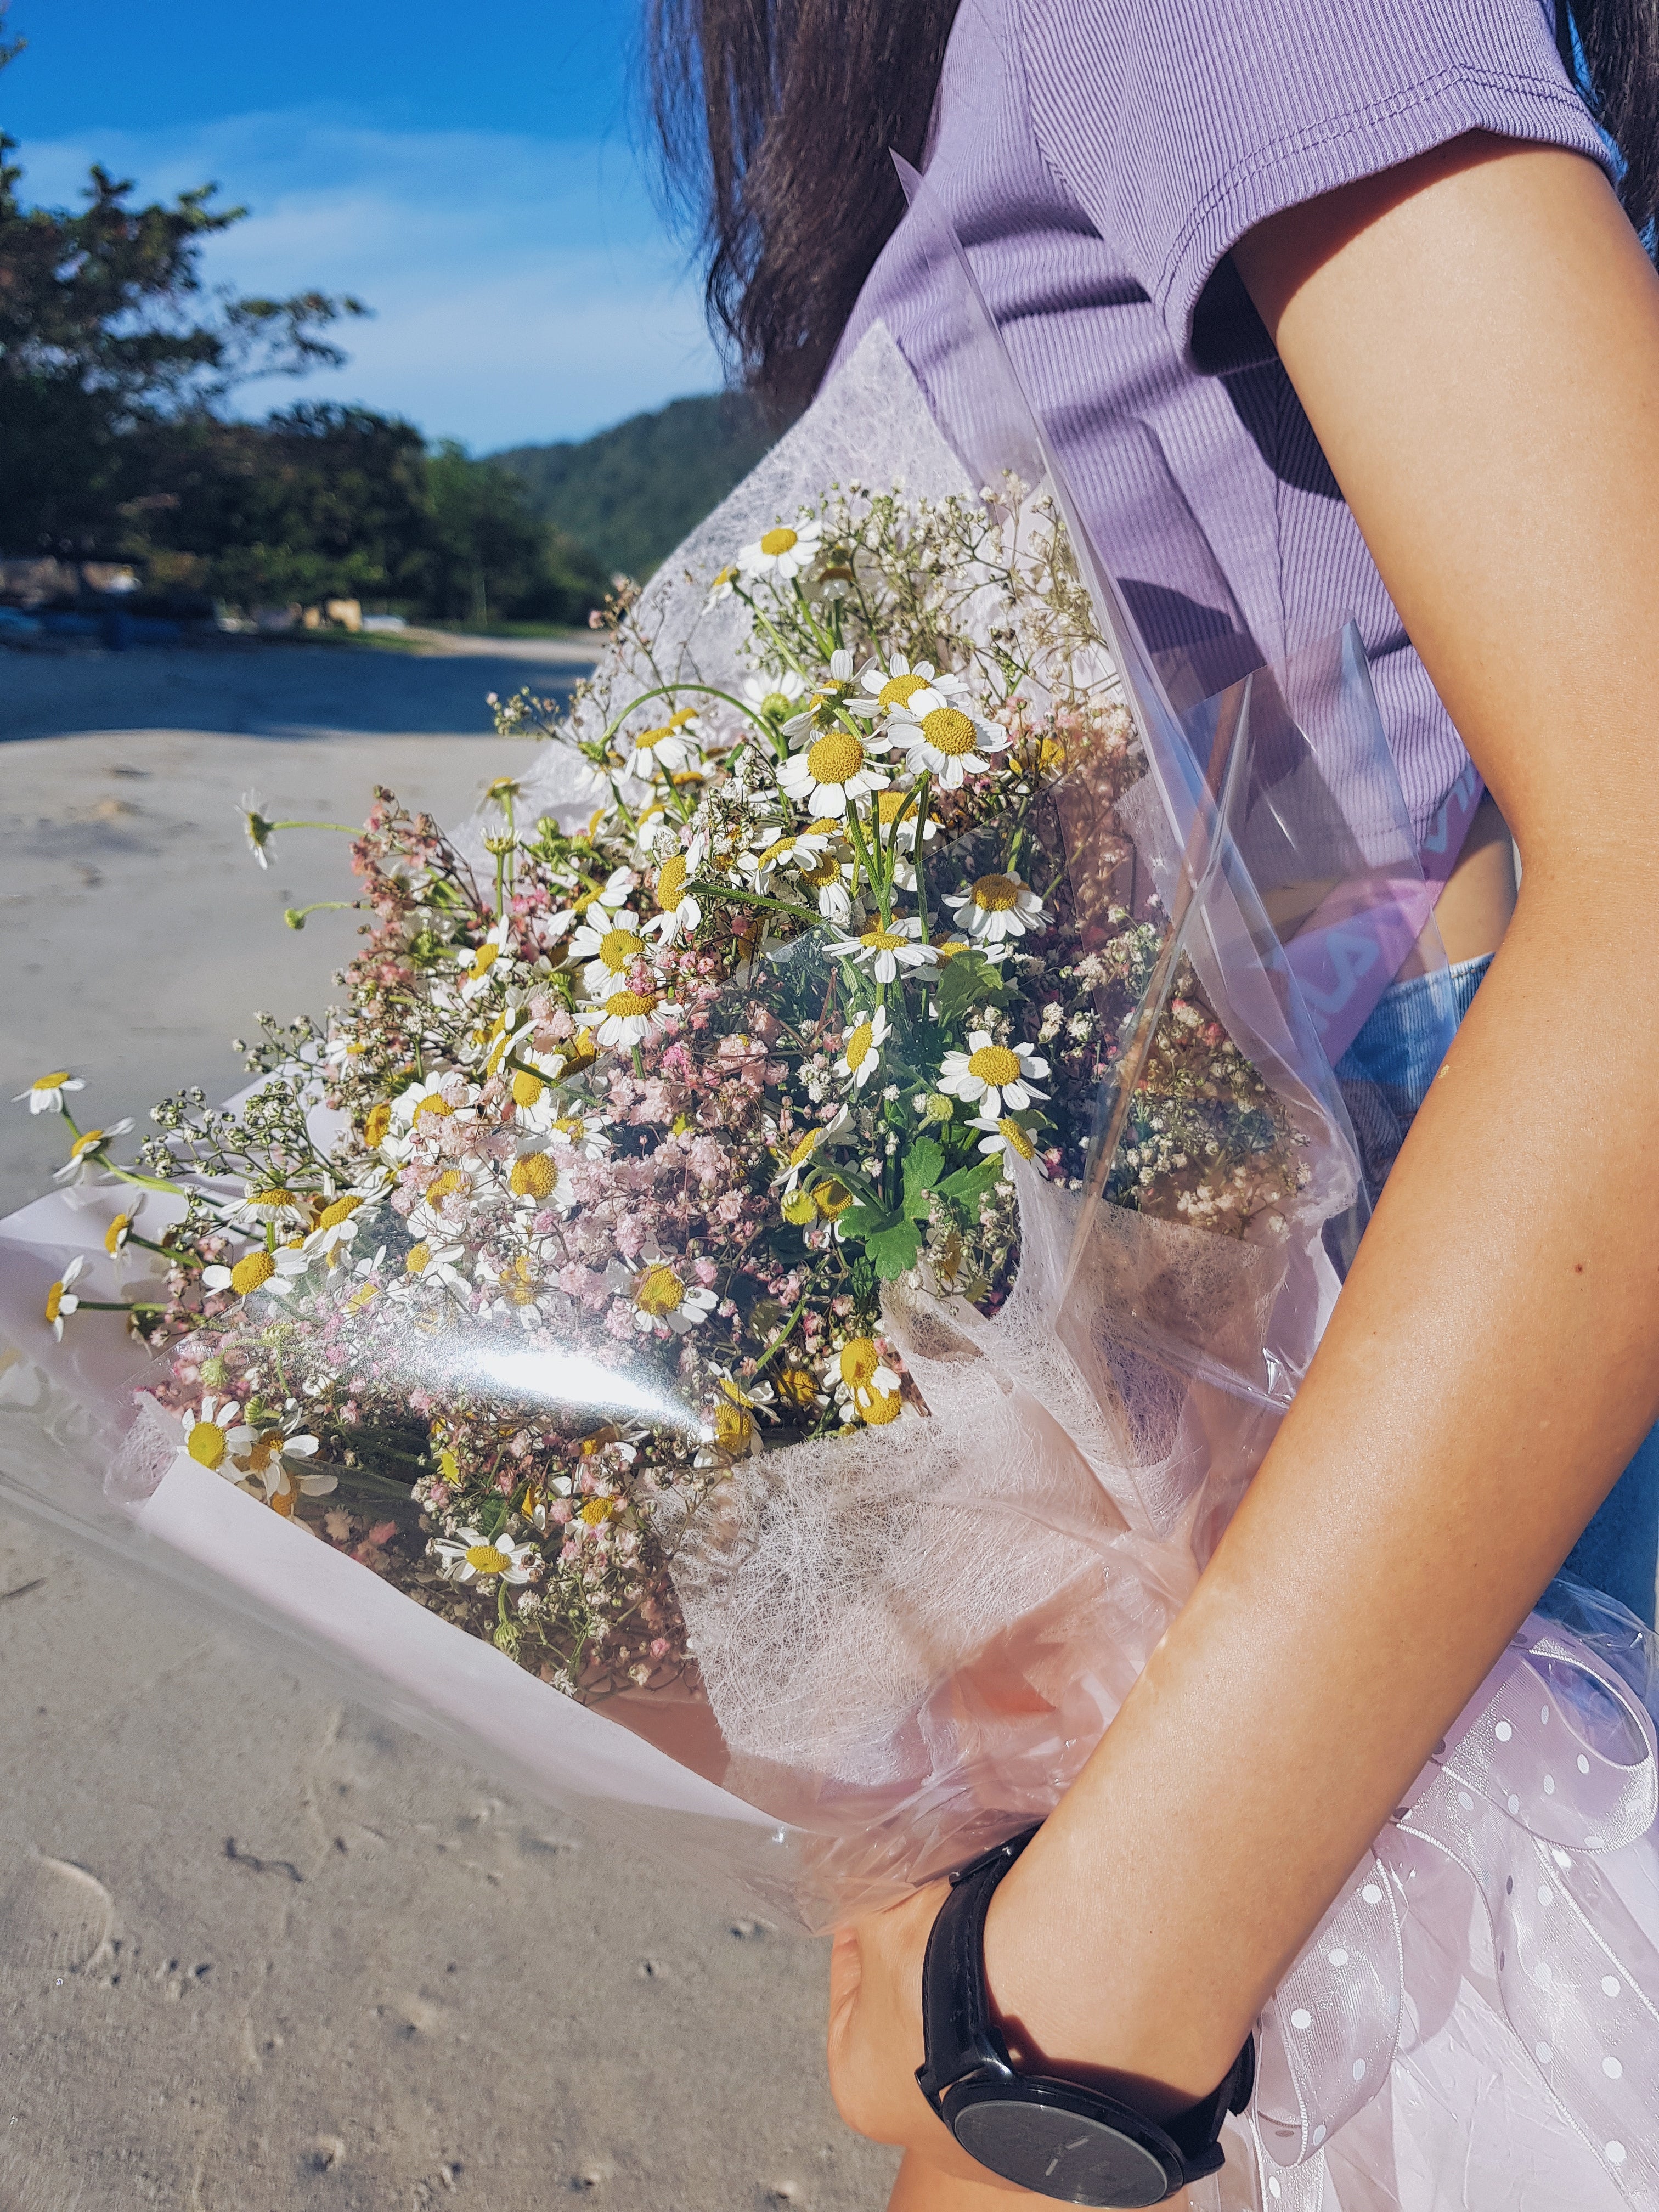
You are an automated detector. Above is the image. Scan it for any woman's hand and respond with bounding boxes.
[826,1882,975,2171]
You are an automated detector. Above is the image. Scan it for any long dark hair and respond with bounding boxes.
[650,0,1658,416]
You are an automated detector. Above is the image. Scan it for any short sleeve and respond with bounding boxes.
[1015,0,1614,370]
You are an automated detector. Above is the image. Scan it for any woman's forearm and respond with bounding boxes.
[979,137,1659,2101]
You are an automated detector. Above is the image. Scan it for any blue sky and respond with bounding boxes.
[1,0,724,449]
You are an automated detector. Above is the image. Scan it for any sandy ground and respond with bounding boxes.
[0,640,899,2212]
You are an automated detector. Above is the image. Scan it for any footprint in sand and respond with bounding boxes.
[0,1854,116,1976]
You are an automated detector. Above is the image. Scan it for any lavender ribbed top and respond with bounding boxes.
[831,0,1611,853]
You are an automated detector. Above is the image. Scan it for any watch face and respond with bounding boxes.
[951,2095,1171,2208]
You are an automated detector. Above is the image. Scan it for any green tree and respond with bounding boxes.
[0,17,364,553]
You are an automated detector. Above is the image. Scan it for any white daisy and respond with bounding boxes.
[253,1244,317,1301]
[826,916,936,984]
[772,1107,850,1194]
[837,1006,890,1091]
[938,1031,1051,1116]
[742,669,808,724]
[849,654,969,721]
[51,1119,133,1185]
[571,914,652,1000]
[644,850,704,945]
[896,701,1010,788]
[239,788,275,869]
[544,1107,611,1159]
[433,1526,539,1586]
[628,1259,718,1335]
[236,1425,334,1513]
[201,1247,292,1300]
[706,562,741,606]
[970,1113,1043,1178]
[780,649,859,737]
[776,724,894,821]
[218,1182,313,1234]
[479,1251,562,1330]
[833,1336,904,1426]
[43,1256,86,1339]
[578,986,675,1053]
[455,917,514,1000]
[15,1072,85,1115]
[506,1141,576,1213]
[544,866,637,946]
[737,514,822,582]
[179,1393,256,1475]
[873,787,940,889]
[388,1237,469,1301]
[626,709,704,781]
[743,827,835,893]
[943,870,1047,945]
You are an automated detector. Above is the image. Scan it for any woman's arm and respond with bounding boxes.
[828,131,1659,2187]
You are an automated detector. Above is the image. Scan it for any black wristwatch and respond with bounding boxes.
[915,1827,1255,2208]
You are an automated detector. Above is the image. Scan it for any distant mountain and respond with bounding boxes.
[493,393,783,584]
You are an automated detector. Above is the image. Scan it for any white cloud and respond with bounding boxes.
[19,109,726,448]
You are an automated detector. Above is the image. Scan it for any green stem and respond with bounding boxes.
[691,879,817,924]
[284,900,362,930]
[269,819,360,835]
[843,805,885,927]
[751,1281,816,1378]
[911,771,934,943]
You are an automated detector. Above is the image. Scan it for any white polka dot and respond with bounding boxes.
[1544,1774,1556,1795]
[1352,2059,1367,2084]
[1537,1961,1554,1988]
[1269,2179,1282,2200]
[1536,2041,1553,2064]
[1312,2126,1327,2148]
[1578,1754,1592,1775]
[1458,1790,1476,1812]
[1508,1794,1521,1815]
[1496,1721,1513,1743]
[1362,1883,1383,1905]
[1588,1834,1606,1850]
[1604,1976,1622,1998]
[1553,1848,1572,1872]
[1291,2008,1313,2031]
[1328,1948,1350,1967]
[1541,1704,1551,1724]
[1538,1884,1554,1905]
[1604,2056,1623,2081]
[1608,2143,1627,2168]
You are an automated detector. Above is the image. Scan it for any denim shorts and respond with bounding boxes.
[1336,957,1659,1627]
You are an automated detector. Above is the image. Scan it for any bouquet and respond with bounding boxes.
[6,199,1659,2204]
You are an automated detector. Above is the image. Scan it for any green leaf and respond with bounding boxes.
[935,1158,1005,1212]
[840,1201,899,1246]
[900,1137,945,1216]
[936,949,1008,1022]
[866,1218,924,1280]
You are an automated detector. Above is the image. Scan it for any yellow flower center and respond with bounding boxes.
[780,1190,818,1226]
[787,1126,823,1168]
[972,872,1020,912]
[633,1263,685,1317]
[437,1446,460,1481]
[876,789,921,826]
[713,565,738,588]
[806,731,865,786]
[245,1435,282,1473]
[759,526,798,557]
[776,1367,819,1410]
[33,1072,71,1091]
[561,1030,597,1068]
[347,1281,379,1312]
[597,927,645,974]
[968,1044,1022,1087]
[70,1129,105,1159]
[187,1420,228,1470]
[363,1101,392,1148]
[425,1169,465,1203]
[1039,735,1067,775]
[405,1242,433,1274]
[998,1117,1037,1161]
[43,1282,64,1323]
[933,939,970,962]
[862,1387,903,1426]
[511,1068,545,1108]
[668,707,698,730]
[922,707,976,757]
[579,1497,617,1526]
[603,989,656,1019]
[814,1179,854,1217]
[510,1153,558,1200]
[860,926,903,950]
[230,1251,276,1295]
[799,853,839,889]
[104,1214,132,1255]
[499,1255,539,1305]
[465,1543,510,1576]
[315,1195,362,1231]
[844,1021,874,1071]
[466,943,501,981]
[758,836,795,868]
[249,1187,298,1212]
[878,672,929,712]
[413,1093,453,1122]
[657,855,687,909]
[759,691,793,720]
[712,1401,754,1454]
[579,1424,622,1457]
[839,1338,880,1387]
